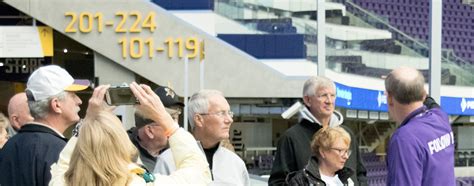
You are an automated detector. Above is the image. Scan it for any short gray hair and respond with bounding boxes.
[385,69,425,104]
[303,76,336,97]
[187,89,224,130]
[28,91,67,120]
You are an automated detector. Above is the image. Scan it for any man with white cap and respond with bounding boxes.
[0,65,90,186]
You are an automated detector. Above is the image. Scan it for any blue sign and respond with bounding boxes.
[440,97,474,115]
[334,82,474,116]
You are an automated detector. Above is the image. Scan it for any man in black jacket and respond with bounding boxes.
[269,76,367,185]
[0,65,90,186]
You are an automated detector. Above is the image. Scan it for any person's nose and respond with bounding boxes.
[325,96,333,104]
[74,94,82,105]
[224,115,233,125]
[342,152,349,160]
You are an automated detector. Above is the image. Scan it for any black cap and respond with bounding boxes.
[154,86,184,107]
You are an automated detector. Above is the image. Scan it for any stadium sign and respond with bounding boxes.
[335,82,474,116]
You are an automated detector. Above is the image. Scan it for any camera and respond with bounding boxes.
[105,86,138,105]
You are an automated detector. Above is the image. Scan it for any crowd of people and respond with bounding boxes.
[0,65,455,186]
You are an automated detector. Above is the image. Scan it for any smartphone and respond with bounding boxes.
[105,87,138,105]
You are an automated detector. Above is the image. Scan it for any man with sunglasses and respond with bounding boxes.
[154,89,250,186]
[127,85,184,171]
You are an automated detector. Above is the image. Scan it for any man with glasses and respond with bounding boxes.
[127,85,184,171]
[269,76,367,185]
[154,89,250,186]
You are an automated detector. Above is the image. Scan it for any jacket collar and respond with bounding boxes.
[299,107,344,127]
[399,105,428,128]
[19,123,68,142]
[304,156,355,184]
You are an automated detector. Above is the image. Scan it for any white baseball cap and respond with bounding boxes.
[26,65,90,101]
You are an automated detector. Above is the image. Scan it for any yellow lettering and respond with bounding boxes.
[65,12,77,33]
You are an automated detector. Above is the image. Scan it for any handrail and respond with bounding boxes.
[345,0,428,49]
[343,0,471,67]
[342,0,470,78]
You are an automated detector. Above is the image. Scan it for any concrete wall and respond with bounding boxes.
[4,0,306,99]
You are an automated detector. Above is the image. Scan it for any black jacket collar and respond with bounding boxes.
[19,123,68,142]
[305,156,355,184]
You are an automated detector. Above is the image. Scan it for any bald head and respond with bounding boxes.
[8,93,34,131]
[385,67,426,104]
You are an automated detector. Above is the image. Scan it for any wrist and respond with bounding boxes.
[164,123,179,138]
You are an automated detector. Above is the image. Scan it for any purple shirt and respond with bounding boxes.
[387,106,455,186]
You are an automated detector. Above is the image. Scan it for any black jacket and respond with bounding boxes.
[0,124,67,186]
[286,156,355,186]
[269,118,367,186]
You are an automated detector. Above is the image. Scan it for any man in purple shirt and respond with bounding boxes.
[385,67,455,186]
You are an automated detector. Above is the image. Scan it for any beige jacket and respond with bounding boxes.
[49,128,211,185]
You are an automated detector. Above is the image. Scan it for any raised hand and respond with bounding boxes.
[129,82,176,131]
[85,85,112,119]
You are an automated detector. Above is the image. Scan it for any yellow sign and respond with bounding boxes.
[37,26,53,56]
[64,11,205,60]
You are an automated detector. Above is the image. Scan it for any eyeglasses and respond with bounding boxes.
[316,93,336,100]
[329,148,352,157]
[199,111,234,118]
[168,108,182,116]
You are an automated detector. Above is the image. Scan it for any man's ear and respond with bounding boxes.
[387,93,394,106]
[145,125,155,139]
[50,98,62,113]
[10,115,21,130]
[194,114,204,128]
[303,95,311,107]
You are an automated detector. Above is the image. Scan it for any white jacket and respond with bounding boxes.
[154,143,250,186]
[49,128,211,185]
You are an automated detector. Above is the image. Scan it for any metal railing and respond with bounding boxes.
[340,0,474,85]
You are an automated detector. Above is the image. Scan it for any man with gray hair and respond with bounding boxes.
[154,89,250,185]
[7,92,34,136]
[385,67,454,185]
[269,76,367,185]
[0,65,89,186]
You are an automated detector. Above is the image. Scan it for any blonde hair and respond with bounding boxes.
[311,126,351,158]
[0,113,9,131]
[65,111,138,186]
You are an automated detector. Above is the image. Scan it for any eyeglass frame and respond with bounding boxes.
[329,147,352,157]
[198,110,234,118]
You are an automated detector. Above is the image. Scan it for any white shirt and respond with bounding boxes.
[155,143,250,186]
[320,173,354,186]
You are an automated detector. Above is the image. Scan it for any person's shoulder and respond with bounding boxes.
[391,125,421,145]
[11,131,65,146]
[284,121,312,135]
[158,148,174,160]
[219,147,247,167]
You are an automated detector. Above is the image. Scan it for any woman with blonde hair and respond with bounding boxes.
[64,111,139,185]
[286,126,354,186]
[49,83,211,185]
[0,113,10,149]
